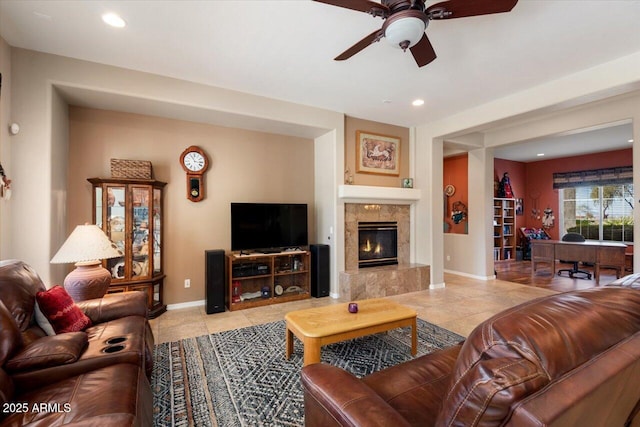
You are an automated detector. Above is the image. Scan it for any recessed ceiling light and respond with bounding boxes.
[412,99,425,107]
[102,13,126,28]
[536,153,545,157]
[629,139,634,143]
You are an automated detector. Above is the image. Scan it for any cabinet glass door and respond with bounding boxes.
[106,186,126,279]
[94,187,103,227]
[153,282,161,307]
[153,188,162,275]
[132,186,151,279]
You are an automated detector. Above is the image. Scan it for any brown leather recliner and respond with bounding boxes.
[302,285,640,426]
[0,259,153,426]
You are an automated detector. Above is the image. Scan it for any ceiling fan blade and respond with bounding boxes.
[426,0,518,19]
[409,34,437,67]
[313,0,389,16]
[335,29,384,61]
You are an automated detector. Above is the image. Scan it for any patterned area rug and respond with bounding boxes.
[152,318,464,426]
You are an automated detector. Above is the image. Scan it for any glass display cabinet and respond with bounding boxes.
[89,177,167,318]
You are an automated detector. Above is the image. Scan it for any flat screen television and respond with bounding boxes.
[231,203,308,252]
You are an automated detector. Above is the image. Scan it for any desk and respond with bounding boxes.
[531,240,626,284]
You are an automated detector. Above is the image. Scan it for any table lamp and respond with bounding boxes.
[50,224,123,301]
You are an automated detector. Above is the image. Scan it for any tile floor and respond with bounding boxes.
[150,273,558,344]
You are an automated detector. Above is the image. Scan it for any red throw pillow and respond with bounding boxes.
[36,286,92,333]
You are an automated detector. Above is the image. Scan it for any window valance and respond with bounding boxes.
[552,166,632,189]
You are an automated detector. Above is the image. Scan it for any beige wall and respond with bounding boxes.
[4,43,640,298]
[344,116,410,187]
[67,107,315,305]
[0,37,11,258]
[426,53,640,282]
[6,48,343,290]
[440,93,640,278]
[50,87,70,283]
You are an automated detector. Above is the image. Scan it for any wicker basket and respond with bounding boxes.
[110,159,152,179]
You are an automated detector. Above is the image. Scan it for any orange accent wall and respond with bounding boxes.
[444,153,468,234]
[494,158,526,200]
[496,148,632,241]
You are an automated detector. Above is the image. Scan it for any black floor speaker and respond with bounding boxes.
[205,249,226,314]
[310,244,330,298]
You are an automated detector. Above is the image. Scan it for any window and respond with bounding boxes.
[560,184,633,243]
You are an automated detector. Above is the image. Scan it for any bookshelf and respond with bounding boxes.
[493,198,516,261]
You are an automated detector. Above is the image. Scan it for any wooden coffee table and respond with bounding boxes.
[284,298,417,366]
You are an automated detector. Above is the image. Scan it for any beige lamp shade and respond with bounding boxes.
[51,224,122,264]
[51,224,123,301]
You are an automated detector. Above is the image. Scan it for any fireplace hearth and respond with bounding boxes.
[341,203,429,300]
[358,221,398,268]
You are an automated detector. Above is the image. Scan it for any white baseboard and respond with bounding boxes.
[166,290,345,311]
[167,299,205,311]
[429,282,446,289]
[444,269,495,281]
[166,295,343,310]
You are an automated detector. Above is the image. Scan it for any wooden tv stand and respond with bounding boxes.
[226,250,311,311]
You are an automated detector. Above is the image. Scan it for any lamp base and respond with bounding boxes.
[63,261,112,301]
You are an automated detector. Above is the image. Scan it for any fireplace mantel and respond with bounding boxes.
[338,185,421,203]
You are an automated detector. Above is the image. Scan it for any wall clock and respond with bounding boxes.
[179,145,209,202]
[444,184,456,197]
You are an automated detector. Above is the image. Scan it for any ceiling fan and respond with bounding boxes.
[314,0,518,67]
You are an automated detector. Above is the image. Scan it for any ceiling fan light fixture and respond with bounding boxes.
[102,12,126,28]
[316,0,519,67]
[384,16,426,50]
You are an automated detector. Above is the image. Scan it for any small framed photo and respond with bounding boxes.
[402,178,413,188]
[356,131,400,176]
[515,198,524,215]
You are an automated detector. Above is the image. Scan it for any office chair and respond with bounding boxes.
[557,233,592,279]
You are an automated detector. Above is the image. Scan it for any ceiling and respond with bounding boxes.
[1,0,639,161]
[493,121,634,163]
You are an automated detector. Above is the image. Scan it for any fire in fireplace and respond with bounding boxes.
[358,221,398,268]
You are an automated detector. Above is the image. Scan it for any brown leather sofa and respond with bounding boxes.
[302,284,640,426]
[0,259,153,426]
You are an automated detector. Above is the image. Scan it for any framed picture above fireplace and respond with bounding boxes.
[356,131,400,176]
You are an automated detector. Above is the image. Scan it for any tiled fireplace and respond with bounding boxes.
[344,204,409,269]
[340,203,429,300]
[358,221,398,268]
